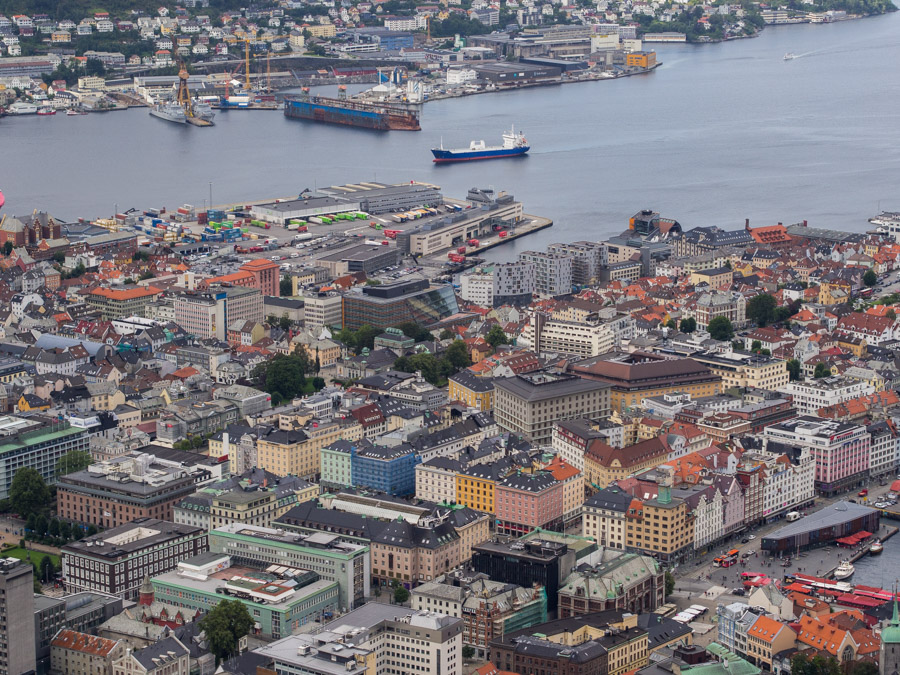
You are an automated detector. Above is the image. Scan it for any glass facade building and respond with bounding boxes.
[342,280,459,330]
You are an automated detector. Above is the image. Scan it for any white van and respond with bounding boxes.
[786,512,801,522]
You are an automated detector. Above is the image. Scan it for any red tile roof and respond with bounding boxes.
[50,629,120,657]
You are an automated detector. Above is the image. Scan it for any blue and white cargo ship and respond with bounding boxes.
[431,126,529,163]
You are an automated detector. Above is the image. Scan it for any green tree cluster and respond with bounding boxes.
[393,340,471,387]
[396,322,434,343]
[252,351,322,405]
[199,599,254,664]
[863,269,878,287]
[280,275,293,296]
[747,293,777,327]
[335,325,382,355]
[9,468,51,519]
[430,15,488,37]
[679,317,697,334]
[486,325,509,348]
[707,316,734,341]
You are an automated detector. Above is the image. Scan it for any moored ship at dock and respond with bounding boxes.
[149,102,187,124]
[283,94,420,131]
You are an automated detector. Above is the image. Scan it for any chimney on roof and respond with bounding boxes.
[745,219,750,231]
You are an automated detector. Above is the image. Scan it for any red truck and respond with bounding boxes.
[449,253,466,263]
[468,239,479,247]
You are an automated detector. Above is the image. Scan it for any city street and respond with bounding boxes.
[661,481,900,633]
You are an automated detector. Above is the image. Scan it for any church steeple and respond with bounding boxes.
[139,575,155,606]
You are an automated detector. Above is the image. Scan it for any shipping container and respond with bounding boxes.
[457,246,466,254]
[468,239,480,247]
[499,231,508,238]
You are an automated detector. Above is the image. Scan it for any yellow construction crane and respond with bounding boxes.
[175,62,194,117]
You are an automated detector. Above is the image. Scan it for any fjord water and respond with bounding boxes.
[3,6,899,256]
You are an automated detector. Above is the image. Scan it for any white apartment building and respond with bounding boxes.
[460,262,535,308]
[175,294,225,340]
[745,446,816,520]
[517,251,573,297]
[258,606,463,675]
[867,420,898,480]
[302,293,343,329]
[547,241,608,286]
[779,376,876,416]
[681,486,724,551]
[459,269,493,306]
[582,487,630,549]
[764,417,869,495]
[415,457,462,504]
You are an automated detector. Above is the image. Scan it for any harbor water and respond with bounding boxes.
[850,531,900,589]
[2,6,899,254]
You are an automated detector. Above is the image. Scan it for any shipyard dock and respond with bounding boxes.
[284,95,420,131]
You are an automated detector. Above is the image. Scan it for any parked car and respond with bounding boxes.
[741,538,750,544]
[859,489,869,497]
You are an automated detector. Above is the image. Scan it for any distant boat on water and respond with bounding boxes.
[432,126,530,163]
[784,53,796,60]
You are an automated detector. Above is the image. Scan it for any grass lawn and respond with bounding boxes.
[0,546,60,569]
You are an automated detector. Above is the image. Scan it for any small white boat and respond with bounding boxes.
[869,540,883,555]
[66,109,87,116]
[833,559,855,580]
[784,53,796,60]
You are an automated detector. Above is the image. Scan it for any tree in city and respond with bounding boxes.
[751,340,762,352]
[59,521,72,541]
[814,363,831,379]
[845,662,879,675]
[3,241,13,256]
[664,319,677,330]
[335,325,381,355]
[39,556,55,584]
[396,322,433,343]
[486,324,510,348]
[280,274,292,296]
[707,316,734,341]
[790,653,841,675]
[9,468,51,519]
[439,328,455,340]
[279,314,292,332]
[445,340,472,370]
[679,317,696,333]
[462,646,476,660]
[863,269,878,287]
[138,270,155,281]
[251,351,315,405]
[199,599,254,664]
[746,293,777,327]
[48,518,60,538]
[888,309,897,321]
[34,513,49,537]
[664,571,675,598]
[786,359,801,381]
[87,524,99,536]
[393,585,410,604]
[56,450,92,477]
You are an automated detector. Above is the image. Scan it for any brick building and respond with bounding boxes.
[61,519,208,600]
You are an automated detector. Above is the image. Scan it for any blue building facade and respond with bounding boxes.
[350,442,420,496]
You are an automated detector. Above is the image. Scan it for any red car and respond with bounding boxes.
[858,489,868,497]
